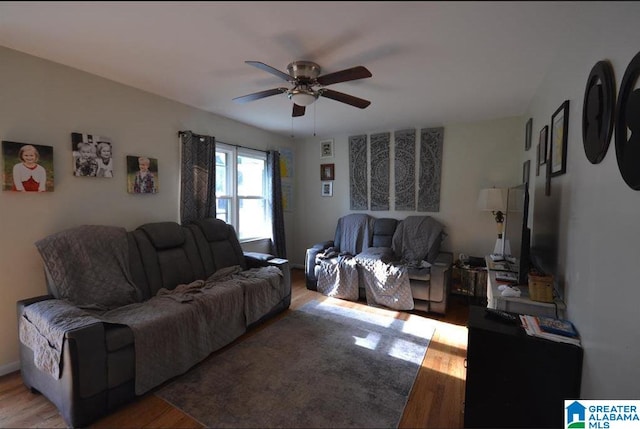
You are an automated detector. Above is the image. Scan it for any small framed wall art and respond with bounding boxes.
[522,159,531,187]
[525,118,533,151]
[320,139,334,158]
[320,163,335,181]
[550,100,570,177]
[321,181,333,197]
[537,125,548,176]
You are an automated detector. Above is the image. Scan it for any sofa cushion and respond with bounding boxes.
[371,218,397,248]
[133,224,205,297]
[137,222,185,250]
[189,218,247,276]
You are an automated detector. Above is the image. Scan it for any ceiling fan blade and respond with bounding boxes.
[320,89,371,109]
[233,88,286,103]
[316,66,372,86]
[245,61,293,82]
[292,104,306,117]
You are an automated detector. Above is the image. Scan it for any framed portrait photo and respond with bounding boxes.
[2,140,54,192]
[550,100,570,177]
[320,139,334,158]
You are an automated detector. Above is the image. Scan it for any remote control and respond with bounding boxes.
[485,308,519,324]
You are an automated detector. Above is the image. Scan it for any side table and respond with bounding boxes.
[451,261,487,305]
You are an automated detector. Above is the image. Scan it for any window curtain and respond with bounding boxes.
[266,150,286,258]
[179,130,216,225]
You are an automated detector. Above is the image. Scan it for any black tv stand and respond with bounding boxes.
[463,305,583,428]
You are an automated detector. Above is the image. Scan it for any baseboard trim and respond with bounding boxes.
[0,360,20,376]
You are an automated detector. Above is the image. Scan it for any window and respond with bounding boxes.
[215,144,269,241]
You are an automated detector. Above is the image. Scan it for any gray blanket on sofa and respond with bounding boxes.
[392,216,444,264]
[20,262,282,394]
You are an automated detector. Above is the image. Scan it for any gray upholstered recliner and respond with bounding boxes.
[305,214,453,314]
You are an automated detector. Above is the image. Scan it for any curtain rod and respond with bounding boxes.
[178,130,267,154]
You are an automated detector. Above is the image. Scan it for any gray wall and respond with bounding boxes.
[0,46,292,372]
[291,117,523,267]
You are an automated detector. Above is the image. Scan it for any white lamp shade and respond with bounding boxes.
[477,188,507,212]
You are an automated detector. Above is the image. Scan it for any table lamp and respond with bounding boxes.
[477,187,508,255]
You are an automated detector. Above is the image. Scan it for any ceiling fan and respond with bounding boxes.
[233,60,372,117]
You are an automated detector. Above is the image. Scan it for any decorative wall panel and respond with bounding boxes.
[349,134,368,210]
[394,129,416,211]
[418,127,444,212]
[370,132,390,211]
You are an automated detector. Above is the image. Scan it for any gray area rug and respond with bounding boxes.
[156,300,435,428]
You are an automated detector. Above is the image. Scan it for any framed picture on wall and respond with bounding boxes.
[321,181,333,197]
[550,100,570,177]
[71,132,113,178]
[126,155,159,194]
[537,125,548,176]
[320,139,334,158]
[525,118,533,151]
[522,159,531,187]
[2,140,54,192]
[320,163,335,181]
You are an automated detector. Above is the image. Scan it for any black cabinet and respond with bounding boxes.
[464,306,583,428]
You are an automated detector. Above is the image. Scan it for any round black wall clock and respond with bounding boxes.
[615,51,640,190]
[582,60,615,164]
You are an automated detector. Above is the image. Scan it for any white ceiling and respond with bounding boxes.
[0,1,607,139]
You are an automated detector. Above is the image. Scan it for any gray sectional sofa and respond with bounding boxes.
[16,218,291,427]
[305,214,452,314]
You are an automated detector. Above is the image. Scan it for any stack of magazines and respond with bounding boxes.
[519,315,581,346]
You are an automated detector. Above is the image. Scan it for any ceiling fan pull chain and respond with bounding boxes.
[313,103,317,137]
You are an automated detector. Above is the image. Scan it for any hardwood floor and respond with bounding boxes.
[0,268,472,428]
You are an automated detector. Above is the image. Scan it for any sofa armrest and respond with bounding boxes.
[17,298,109,400]
[304,241,334,290]
[433,251,453,267]
[427,251,453,303]
[242,253,291,300]
[244,251,275,268]
[267,258,291,299]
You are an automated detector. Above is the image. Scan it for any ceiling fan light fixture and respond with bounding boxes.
[288,88,318,106]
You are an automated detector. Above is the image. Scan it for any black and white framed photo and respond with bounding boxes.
[71,132,113,178]
[320,139,334,158]
[550,100,570,177]
[321,181,333,197]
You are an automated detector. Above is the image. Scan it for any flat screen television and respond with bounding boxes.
[503,183,531,285]
[530,170,561,294]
